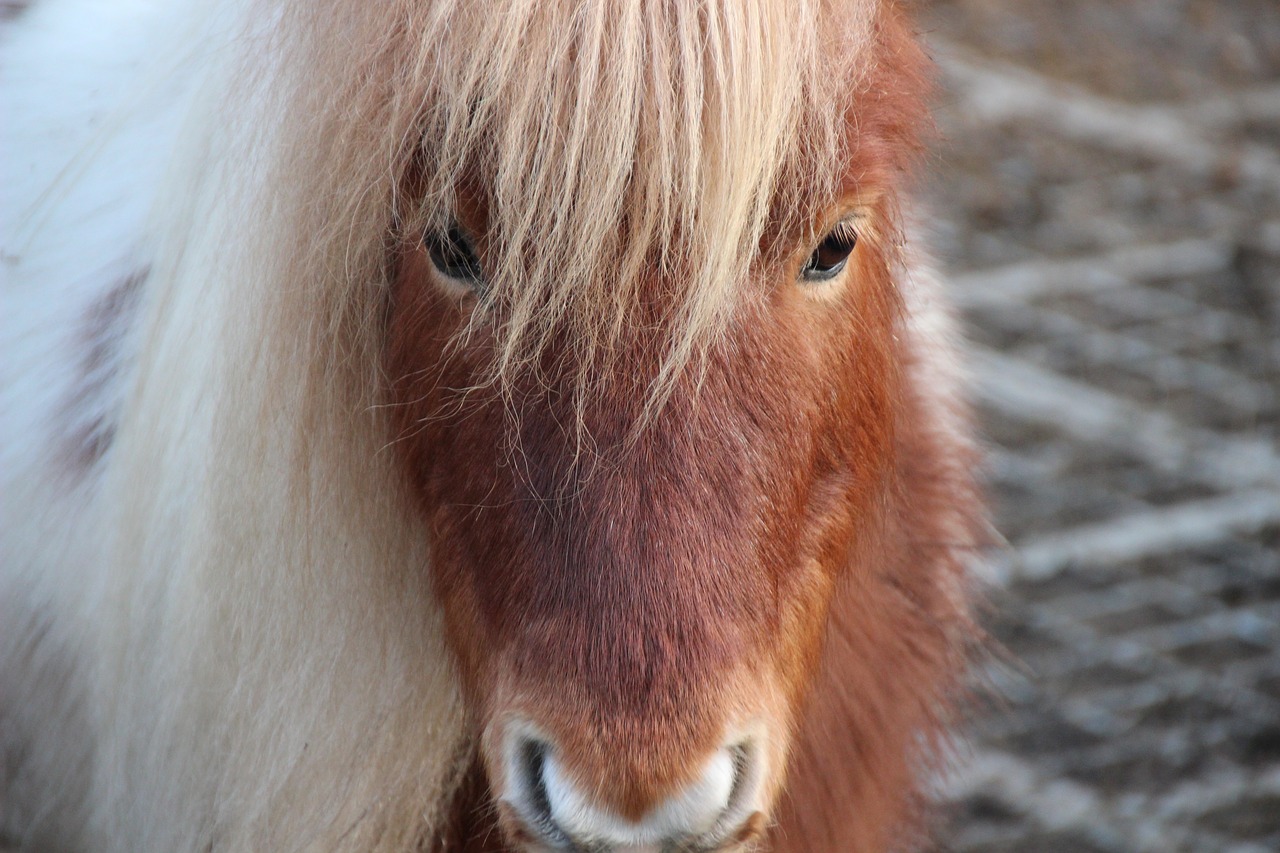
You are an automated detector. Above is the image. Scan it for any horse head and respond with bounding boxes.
[381,6,932,847]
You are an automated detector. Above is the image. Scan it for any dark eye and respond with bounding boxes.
[425,224,485,290]
[800,222,857,283]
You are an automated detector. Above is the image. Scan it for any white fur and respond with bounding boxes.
[2,2,467,849]
[2,1,206,845]
[542,749,735,848]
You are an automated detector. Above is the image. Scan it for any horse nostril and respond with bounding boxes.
[517,737,547,812]
[499,728,767,850]
[717,740,764,840]
[508,735,568,846]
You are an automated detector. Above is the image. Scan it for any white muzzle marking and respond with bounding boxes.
[541,747,736,848]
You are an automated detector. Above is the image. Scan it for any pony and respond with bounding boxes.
[0,0,981,850]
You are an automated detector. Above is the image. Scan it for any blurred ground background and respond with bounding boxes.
[916,2,1280,851]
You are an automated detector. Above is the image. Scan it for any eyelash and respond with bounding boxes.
[424,224,486,293]
[800,219,859,283]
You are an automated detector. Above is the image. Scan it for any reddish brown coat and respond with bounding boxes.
[384,4,978,850]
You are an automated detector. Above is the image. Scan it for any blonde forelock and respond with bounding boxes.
[262,0,878,411]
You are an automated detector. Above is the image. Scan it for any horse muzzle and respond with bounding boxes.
[491,722,769,852]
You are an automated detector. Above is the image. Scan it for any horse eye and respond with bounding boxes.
[800,224,857,283]
[424,225,485,290]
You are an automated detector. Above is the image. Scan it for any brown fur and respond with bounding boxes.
[383,2,976,850]
[1,0,30,23]
[773,356,980,853]
[772,11,980,851]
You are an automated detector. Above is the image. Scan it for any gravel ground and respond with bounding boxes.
[918,2,1280,852]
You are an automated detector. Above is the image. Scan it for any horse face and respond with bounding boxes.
[387,203,900,850]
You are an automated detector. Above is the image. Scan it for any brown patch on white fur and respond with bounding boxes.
[59,265,146,484]
[1,0,31,23]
